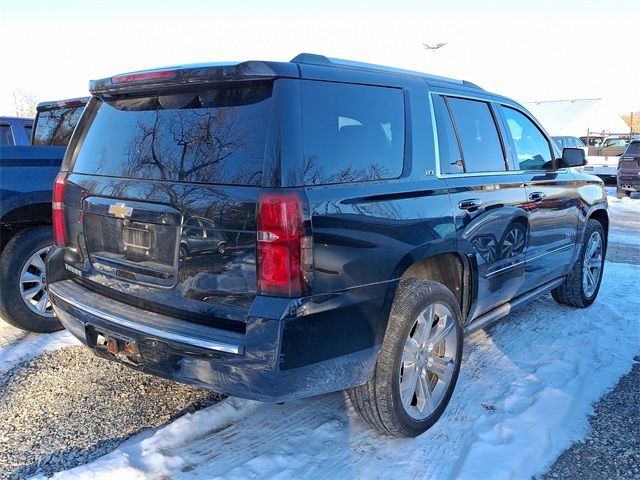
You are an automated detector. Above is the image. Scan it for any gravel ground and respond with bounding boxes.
[0,346,223,480]
[542,358,640,480]
[606,242,640,266]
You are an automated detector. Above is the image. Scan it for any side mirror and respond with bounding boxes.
[559,147,586,167]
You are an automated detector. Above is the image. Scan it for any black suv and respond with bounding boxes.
[47,54,607,437]
[617,139,640,198]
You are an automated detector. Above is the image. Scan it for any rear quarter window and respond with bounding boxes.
[71,83,273,186]
[0,124,14,146]
[301,81,405,185]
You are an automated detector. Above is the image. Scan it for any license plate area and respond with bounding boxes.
[82,199,181,287]
[89,325,142,366]
[123,225,151,251]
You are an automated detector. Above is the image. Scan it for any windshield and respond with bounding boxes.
[71,83,272,186]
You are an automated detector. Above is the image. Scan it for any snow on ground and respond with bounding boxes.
[606,187,640,246]
[47,261,640,480]
[0,319,78,374]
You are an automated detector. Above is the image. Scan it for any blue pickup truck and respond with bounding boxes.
[0,98,87,332]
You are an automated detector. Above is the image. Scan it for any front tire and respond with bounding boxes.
[348,280,463,437]
[0,226,63,333]
[552,219,605,308]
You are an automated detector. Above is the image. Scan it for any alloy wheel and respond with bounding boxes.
[399,302,458,420]
[19,246,54,317]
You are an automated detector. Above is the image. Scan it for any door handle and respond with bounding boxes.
[458,198,483,210]
[528,191,546,202]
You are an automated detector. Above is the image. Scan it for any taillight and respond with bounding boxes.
[257,191,313,297]
[52,172,68,247]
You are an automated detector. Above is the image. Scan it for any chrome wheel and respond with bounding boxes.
[582,230,603,298]
[399,302,458,420]
[19,246,54,317]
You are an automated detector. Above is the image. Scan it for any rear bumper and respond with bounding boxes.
[49,279,383,402]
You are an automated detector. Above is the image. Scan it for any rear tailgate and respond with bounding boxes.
[60,82,276,331]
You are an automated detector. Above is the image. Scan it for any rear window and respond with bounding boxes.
[624,141,640,156]
[33,106,84,146]
[301,81,404,185]
[71,83,272,186]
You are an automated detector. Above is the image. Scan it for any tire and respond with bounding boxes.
[0,226,63,333]
[347,279,463,437]
[552,219,605,308]
[217,242,227,254]
[616,186,630,199]
[178,244,188,263]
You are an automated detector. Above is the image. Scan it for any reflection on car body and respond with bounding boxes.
[180,216,227,263]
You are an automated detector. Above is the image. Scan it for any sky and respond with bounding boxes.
[1,0,639,116]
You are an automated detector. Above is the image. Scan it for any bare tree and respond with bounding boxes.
[621,112,640,134]
[13,89,38,118]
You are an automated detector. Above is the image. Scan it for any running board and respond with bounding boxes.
[464,277,565,336]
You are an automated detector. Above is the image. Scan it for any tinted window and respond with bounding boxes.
[553,137,564,150]
[72,83,272,186]
[573,137,585,147]
[624,141,640,155]
[301,81,404,185]
[446,97,506,173]
[433,95,463,174]
[0,125,14,146]
[502,107,554,170]
[23,124,33,143]
[33,106,84,146]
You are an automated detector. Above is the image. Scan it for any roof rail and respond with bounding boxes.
[290,53,482,89]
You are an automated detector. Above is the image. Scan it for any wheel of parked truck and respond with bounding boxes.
[552,219,605,308]
[0,226,64,333]
[217,242,227,254]
[347,279,463,437]
[616,186,630,199]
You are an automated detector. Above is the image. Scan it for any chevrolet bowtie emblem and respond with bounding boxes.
[108,202,133,219]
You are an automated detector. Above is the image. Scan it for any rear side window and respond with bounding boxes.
[446,97,506,173]
[301,81,404,185]
[33,106,84,146]
[502,107,554,170]
[0,125,14,146]
[72,83,272,186]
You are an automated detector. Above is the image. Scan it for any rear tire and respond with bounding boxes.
[616,186,630,199]
[347,280,463,437]
[0,226,63,333]
[552,219,605,308]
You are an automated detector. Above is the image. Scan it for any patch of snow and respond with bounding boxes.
[0,318,78,374]
[49,261,640,480]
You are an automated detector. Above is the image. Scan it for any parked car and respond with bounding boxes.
[0,97,87,333]
[617,139,640,198]
[0,116,34,146]
[179,216,228,263]
[47,55,607,437]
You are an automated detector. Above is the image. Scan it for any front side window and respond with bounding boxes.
[301,81,404,185]
[0,125,14,146]
[502,107,554,170]
[23,124,33,143]
[446,97,506,173]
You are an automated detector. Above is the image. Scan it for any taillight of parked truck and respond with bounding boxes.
[256,191,313,297]
[52,172,68,247]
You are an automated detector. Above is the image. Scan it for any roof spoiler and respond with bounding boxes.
[90,61,280,97]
